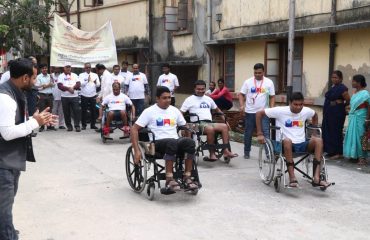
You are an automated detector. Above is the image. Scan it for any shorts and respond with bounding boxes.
[292,140,310,153]
[198,121,215,134]
[112,110,124,121]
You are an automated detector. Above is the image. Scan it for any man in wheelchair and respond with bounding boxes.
[180,80,238,161]
[102,82,135,138]
[256,92,332,189]
[131,86,198,192]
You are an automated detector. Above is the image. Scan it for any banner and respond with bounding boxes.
[50,14,118,68]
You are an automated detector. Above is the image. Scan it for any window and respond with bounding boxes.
[164,0,193,33]
[84,0,103,7]
[265,38,303,94]
[223,45,235,91]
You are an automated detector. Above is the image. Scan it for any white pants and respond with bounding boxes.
[52,100,65,127]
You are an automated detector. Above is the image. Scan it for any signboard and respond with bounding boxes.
[50,14,117,68]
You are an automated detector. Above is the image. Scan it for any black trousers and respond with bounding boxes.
[26,89,38,116]
[81,95,97,128]
[61,97,81,128]
[155,138,195,161]
[38,93,53,112]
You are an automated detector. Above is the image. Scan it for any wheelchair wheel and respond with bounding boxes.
[274,176,281,192]
[258,138,275,185]
[125,145,147,193]
[146,182,155,201]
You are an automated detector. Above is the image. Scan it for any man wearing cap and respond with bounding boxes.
[57,63,81,132]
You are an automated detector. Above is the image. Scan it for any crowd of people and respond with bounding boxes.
[0,57,369,239]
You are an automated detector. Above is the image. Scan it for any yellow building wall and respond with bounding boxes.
[302,33,330,98]
[172,35,194,57]
[79,1,147,40]
[335,28,370,93]
[234,41,265,92]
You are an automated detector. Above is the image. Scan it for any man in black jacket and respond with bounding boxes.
[0,58,53,240]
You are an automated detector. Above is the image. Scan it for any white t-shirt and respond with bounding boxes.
[102,93,132,111]
[0,71,10,85]
[58,72,80,98]
[240,76,275,113]
[136,104,186,140]
[0,94,39,141]
[111,73,125,84]
[79,72,100,97]
[119,70,133,83]
[265,106,315,144]
[99,70,114,99]
[180,95,217,122]
[125,72,148,99]
[157,73,179,97]
[51,73,62,100]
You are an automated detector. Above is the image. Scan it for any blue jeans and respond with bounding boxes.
[244,113,270,156]
[0,169,20,240]
[131,99,145,117]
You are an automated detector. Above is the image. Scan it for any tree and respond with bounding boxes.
[58,0,76,23]
[0,0,54,56]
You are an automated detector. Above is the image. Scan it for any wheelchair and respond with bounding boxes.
[258,123,334,192]
[125,128,201,201]
[100,105,133,143]
[184,112,232,164]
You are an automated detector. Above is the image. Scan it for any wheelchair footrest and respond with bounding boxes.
[201,143,230,151]
[104,137,113,140]
[160,187,176,195]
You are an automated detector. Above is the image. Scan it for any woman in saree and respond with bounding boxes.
[343,74,370,165]
[322,70,350,159]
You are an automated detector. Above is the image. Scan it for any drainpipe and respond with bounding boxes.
[206,0,211,82]
[286,0,295,105]
[77,0,81,29]
[148,0,154,102]
[328,0,337,89]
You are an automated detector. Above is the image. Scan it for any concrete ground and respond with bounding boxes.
[14,129,370,240]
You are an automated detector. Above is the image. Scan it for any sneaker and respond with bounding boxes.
[91,125,98,130]
[59,126,66,130]
[75,127,81,132]
[81,126,86,130]
[244,154,250,159]
[67,127,73,132]
[39,126,45,132]
[47,126,56,131]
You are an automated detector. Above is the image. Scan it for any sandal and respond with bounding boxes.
[288,179,299,188]
[183,176,198,191]
[203,156,218,162]
[223,153,239,159]
[358,157,368,166]
[312,180,332,189]
[166,179,180,192]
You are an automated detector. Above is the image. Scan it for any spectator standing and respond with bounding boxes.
[124,63,149,117]
[156,63,179,106]
[51,67,65,129]
[0,58,53,240]
[79,63,100,130]
[57,63,81,132]
[322,70,350,159]
[119,60,132,83]
[343,74,370,165]
[238,63,275,159]
[96,64,113,122]
[35,63,55,131]
[111,64,125,92]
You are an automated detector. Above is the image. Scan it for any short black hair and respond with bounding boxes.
[95,63,106,70]
[332,70,343,80]
[254,63,265,71]
[39,63,48,69]
[9,58,35,78]
[217,78,224,84]
[113,64,120,69]
[289,92,304,102]
[194,80,206,87]
[353,74,367,88]
[162,63,170,68]
[112,82,121,88]
[156,86,170,98]
[121,60,128,65]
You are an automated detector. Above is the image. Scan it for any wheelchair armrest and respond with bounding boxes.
[306,124,322,130]
[186,113,200,123]
[270,126,281,130]
[138,128,156,142]
[177,125,196,135]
